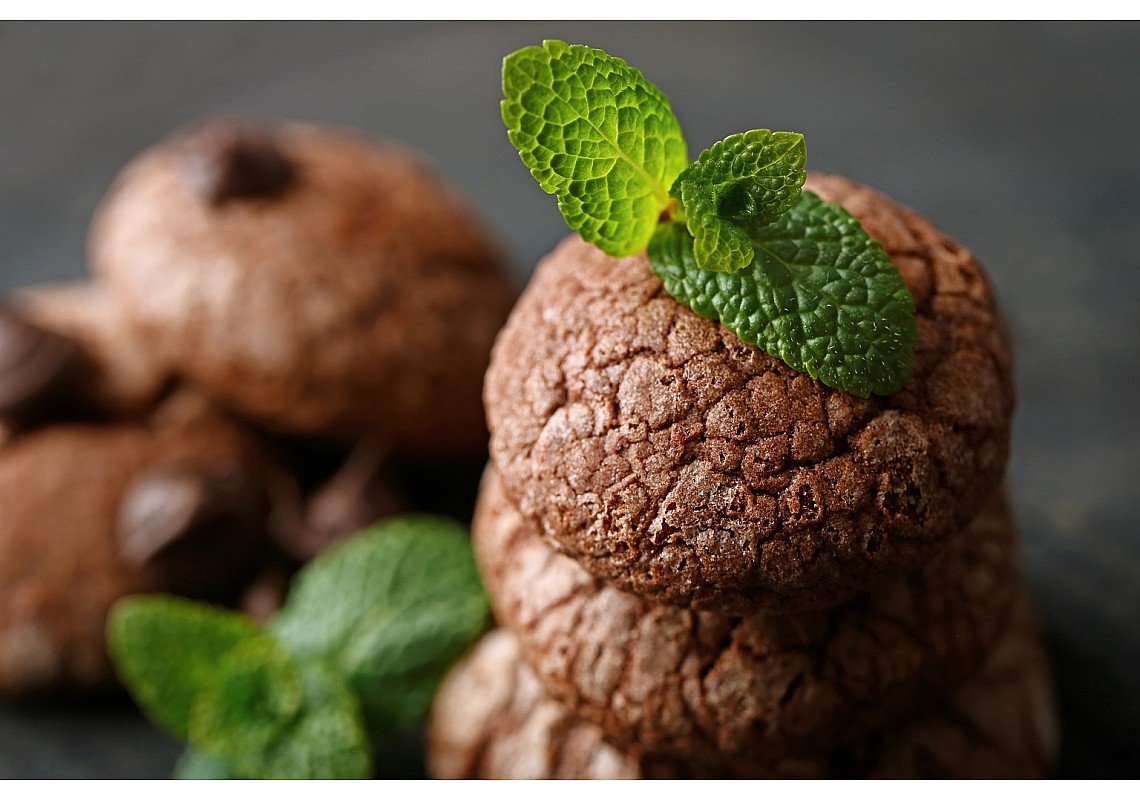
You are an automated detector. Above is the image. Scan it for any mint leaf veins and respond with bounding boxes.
[502,40,689,256]
[502,41,916,397]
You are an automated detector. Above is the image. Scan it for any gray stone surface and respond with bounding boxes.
[0,21,1136,778]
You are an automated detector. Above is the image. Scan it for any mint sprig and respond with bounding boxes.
[651,192,916,397]
[674,129,807,274]
[107,515,490,780]
[110,597,365,779]
[502,41,916,397]
[502,40,689,256]
[177,659,373,780]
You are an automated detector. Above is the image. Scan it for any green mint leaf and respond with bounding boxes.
[649,190,916,397]
[107,596,264,740]
[188,636,303,758]
[269,515,490,738]
[222,658,371,780]
[176,659,371,780]
[673,129,806,273]
[174,749,234,780]
[502,39,688,256]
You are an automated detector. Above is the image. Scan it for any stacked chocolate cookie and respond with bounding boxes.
[428,175,1058,778]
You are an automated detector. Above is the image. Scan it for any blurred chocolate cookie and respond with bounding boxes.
[0,392,269,696]
[89,118,515,455]
[484,173,1013,613]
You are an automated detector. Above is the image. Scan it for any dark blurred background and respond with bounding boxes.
[1,21,1137,778]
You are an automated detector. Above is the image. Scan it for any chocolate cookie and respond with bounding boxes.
[89,119,515,455]
[485,173,1013,612]
[427,595,1055,779]
[473,466,1019,768]
[0,393,269,696]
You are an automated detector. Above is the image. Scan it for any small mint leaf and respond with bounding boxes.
[648,221,699,289]
[650,191,916,397]
[673,130,806,273]
[502,40,689,256]
[269,516,490,738]
[175,659,371,780]
[107,596,263,740]
[677,179,754,274]
[223,658,371,780]
[188,636,304,759]
[174,749,234,780]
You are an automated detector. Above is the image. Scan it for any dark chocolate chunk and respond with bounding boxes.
[181,120,295,204]
[0,305,84,422]
[117,463,263,569]
[267,440,400,562]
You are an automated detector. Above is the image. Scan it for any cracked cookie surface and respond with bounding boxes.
[427,594,1054,779]
[473,466,1020,768]
[485,173,1013,612]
